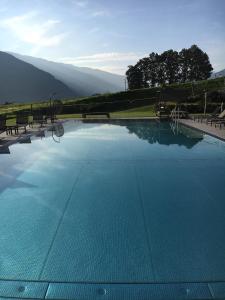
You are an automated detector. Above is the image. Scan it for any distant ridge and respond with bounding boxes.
[211,69,225,79]
[0,51,74,103]
[10,52,125,97]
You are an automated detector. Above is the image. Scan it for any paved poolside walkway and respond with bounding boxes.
[178,118,225,141]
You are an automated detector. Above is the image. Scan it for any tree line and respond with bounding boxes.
[126,45,213,90]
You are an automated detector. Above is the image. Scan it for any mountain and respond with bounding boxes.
[0,51,74,103]
[10,53,125,96]
[211,69,225,79]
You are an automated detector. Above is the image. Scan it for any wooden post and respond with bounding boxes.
[204,91,207,115]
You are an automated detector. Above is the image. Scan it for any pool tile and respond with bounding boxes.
[40,163,155,282]
[0,162,83,280]
[0,280,48,299]
[46,282,212,300]
[135,161,225,282]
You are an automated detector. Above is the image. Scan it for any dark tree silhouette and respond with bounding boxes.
[126,45,213,90]
[161,50,180,84]
[186,45,213,81]
[126,65,143,90]
[179,48,190,83]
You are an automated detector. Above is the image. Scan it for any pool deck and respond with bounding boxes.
[178,118,225,141]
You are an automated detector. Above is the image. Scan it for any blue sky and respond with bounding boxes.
[0,0,224,74]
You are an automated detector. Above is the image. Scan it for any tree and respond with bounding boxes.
[179,48,190,83]
[179,45,213,82]
[160,50,179,84]
[136,58,150,88]
[125,45,213,90]
[155,53,166,85]
[126,65,143,90]
[148,52,158,87]
[187,45,213,81]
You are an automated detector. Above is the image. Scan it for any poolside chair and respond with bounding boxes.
[194,106,221,123]
[0,114,16,135]
[32,110,47,127]
[206,109,225,127]
[15,114,29,134]
[209,106,221,118]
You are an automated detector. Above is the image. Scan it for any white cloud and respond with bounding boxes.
[73,0,88,8]
[57,52,145,75]
[96,65,127,75]
[1,11,67,54]
[60,52,144,64]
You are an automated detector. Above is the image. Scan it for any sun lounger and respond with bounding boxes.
[32,111,47,127]
[15,114,29,134]
[206,109,225,126]
[0,115,17,135]
[194,106,221,123]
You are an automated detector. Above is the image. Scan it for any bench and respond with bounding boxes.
[82,112,110,119]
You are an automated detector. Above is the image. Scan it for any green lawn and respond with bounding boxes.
[56,105,156,119]
[111,105,156,117]
[56,113,82,119]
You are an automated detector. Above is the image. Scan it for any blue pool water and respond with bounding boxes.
[0,119,225,299]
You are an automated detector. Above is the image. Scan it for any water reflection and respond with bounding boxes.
[0,120,204,157]
[0,120,209,195]
[0,146,10,154]
[48,123,65,143]
[124,121,204,149]
[81,119,204,149]
[0,124,66,194]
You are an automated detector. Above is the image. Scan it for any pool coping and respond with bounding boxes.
[178,119,225,142]
[0,278,224,299]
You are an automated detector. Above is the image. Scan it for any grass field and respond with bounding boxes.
[57,105,156,119]
[111,105,155,117]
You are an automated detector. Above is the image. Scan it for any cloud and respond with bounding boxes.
[73,0,88,8]
[1,11,67,53]
[96,65,127,75]
[60,52,144,64]
[57,52,145,75]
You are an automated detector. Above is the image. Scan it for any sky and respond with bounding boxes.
[0,0,224,75]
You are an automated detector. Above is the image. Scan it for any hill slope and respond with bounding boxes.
[211,69,225,78]
[11,53,125,96]
[0,52,74,103]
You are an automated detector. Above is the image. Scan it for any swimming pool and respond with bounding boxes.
[0,120,225,299]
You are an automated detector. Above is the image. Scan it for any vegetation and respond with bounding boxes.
[126,45,213,89]
[0,76,224,119]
